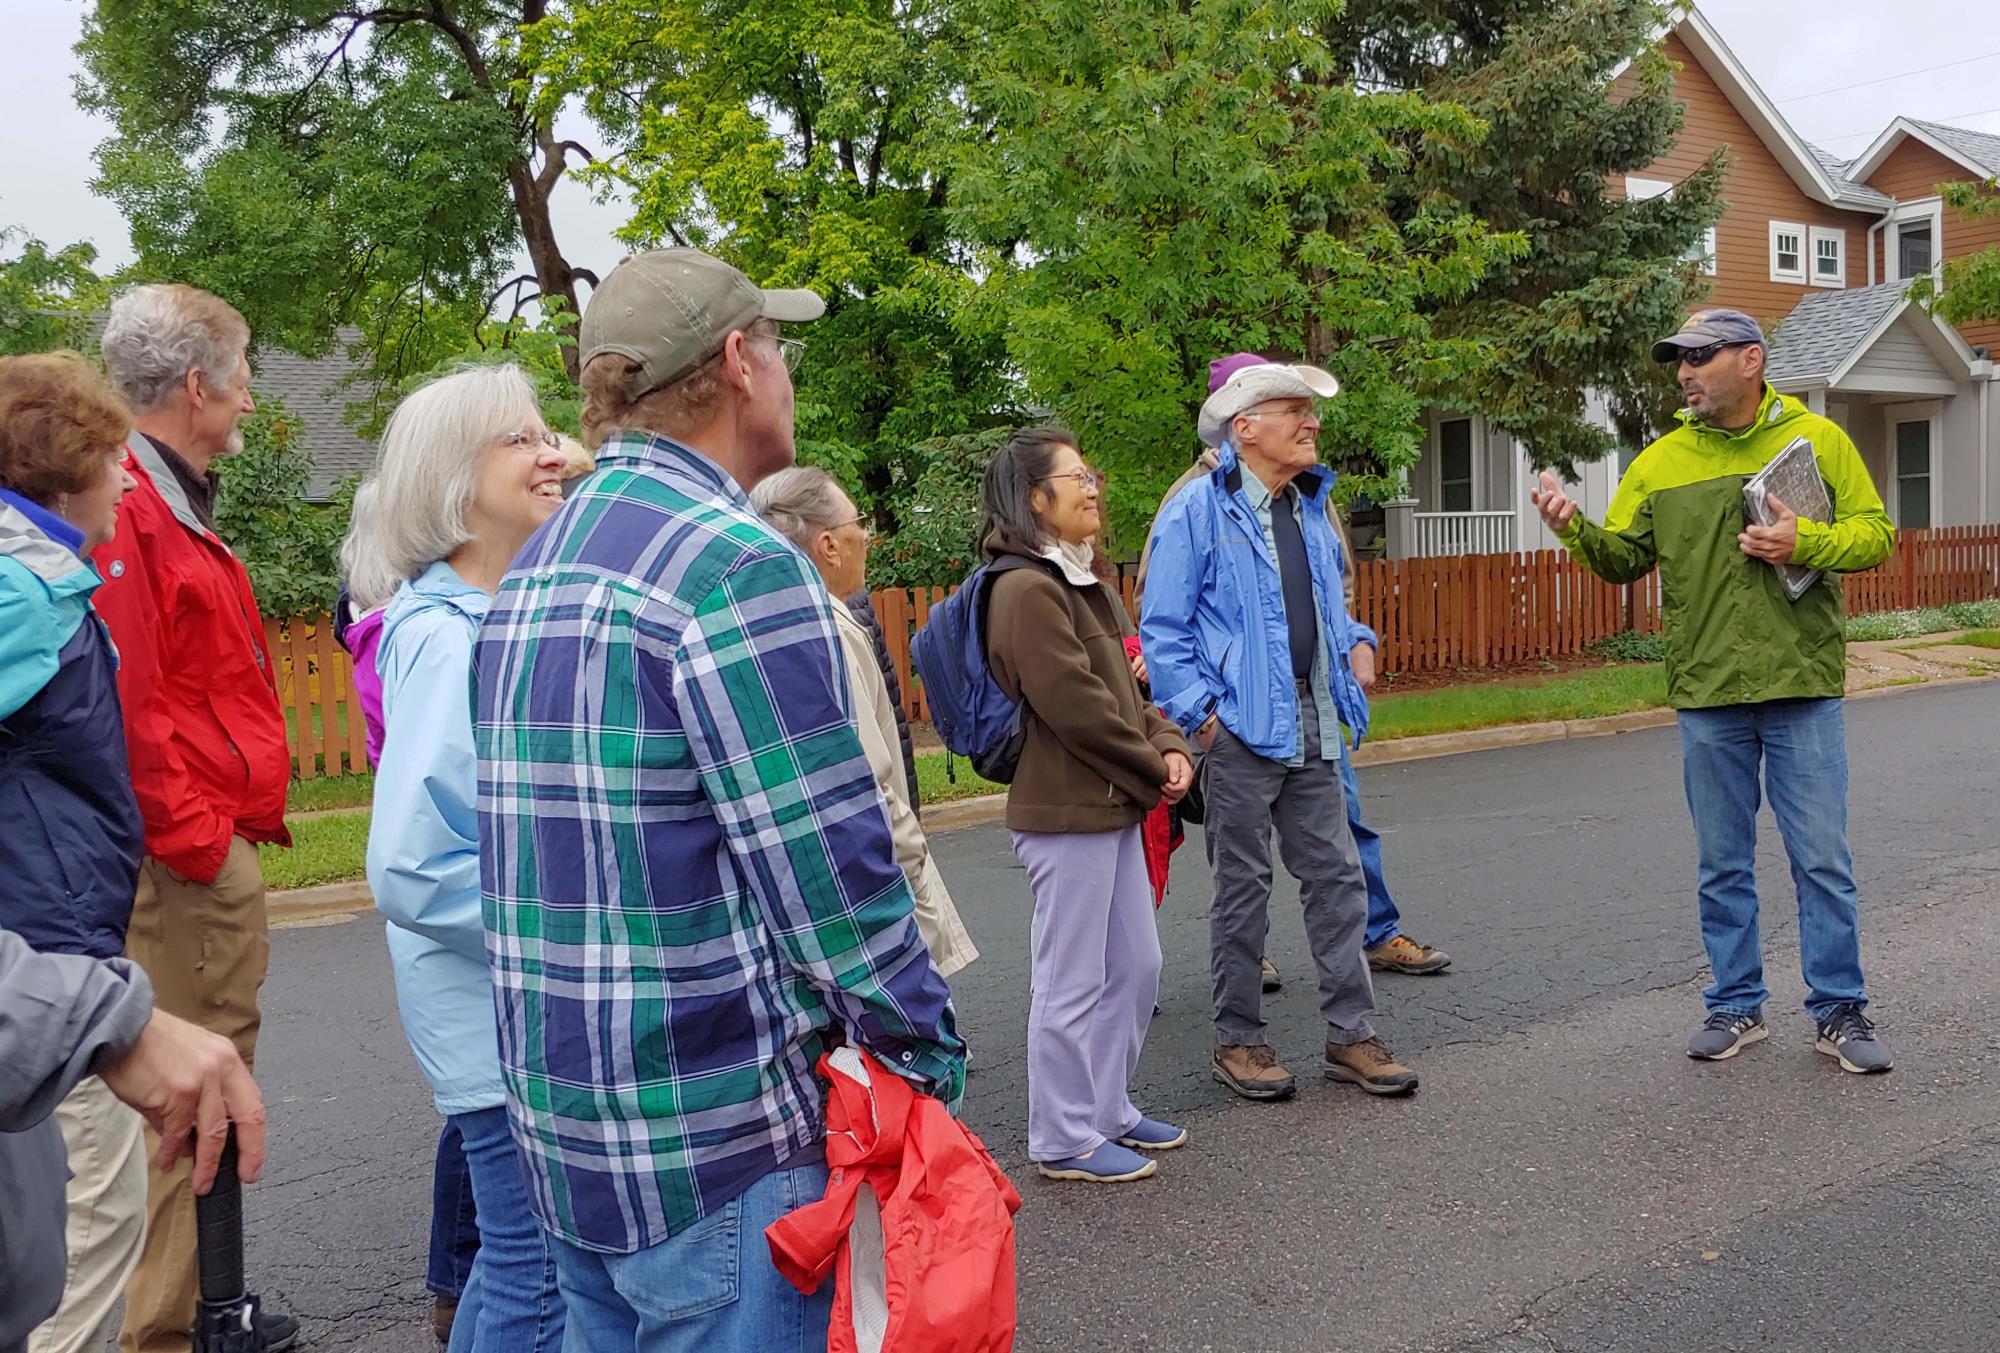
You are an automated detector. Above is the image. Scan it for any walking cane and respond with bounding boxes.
[193,1126,269,1353]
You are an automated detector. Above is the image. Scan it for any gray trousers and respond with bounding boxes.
[1204,692,1377,1047]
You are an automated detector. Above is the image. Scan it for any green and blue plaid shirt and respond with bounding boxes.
[473,432,964,1254]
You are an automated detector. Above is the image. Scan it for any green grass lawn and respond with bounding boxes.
[914,752,1003,805]
[1367,662,1669,741]
[1948,629,2000,650]
[261,810,371,891]
[287,772,375,814]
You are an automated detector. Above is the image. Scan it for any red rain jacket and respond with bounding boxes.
[90,436,290,884]
[766,1048,1022,1352]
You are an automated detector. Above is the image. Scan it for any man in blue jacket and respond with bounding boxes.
[1142,360,1418,1102]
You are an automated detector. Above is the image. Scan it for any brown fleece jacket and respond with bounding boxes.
[983,542,1188,834]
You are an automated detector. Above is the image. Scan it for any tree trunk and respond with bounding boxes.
[507,151,584,382]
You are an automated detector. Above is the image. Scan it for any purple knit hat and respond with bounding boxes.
[1208,351,1268,393]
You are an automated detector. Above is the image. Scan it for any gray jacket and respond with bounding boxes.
[0,929,153,1348]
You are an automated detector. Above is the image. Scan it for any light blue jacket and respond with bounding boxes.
[1139,441,1378,760]
[365,561,501,1116]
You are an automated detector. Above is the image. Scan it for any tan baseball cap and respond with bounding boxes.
[580,248,826,400]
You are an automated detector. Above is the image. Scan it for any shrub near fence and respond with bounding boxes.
[270,526,2000,776]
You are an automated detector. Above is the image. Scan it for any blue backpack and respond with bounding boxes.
[910,556,1048,784]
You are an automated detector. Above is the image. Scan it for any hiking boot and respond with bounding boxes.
[1114,1115,1189,1151]
[1324,1036,1419,1095]
[1366,934,1452,975]
[261,1309,301,1351]
[1261,955,1283,992]
[432,1294,458,1346]
[1212,1044,1297,1101]
[1035,1141,1158,1183]
[1816,1004,1894,1074]
[1687,1009,1768,1061]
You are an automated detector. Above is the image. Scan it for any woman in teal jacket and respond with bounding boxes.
[339,364,569,1353]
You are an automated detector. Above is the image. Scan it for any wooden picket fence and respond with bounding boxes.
[269,525,2000,778]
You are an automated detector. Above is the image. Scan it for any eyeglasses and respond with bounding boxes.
[1241,402,1317,422]
[1038,469,1103,491]
[833,512,871,540]
[775,337,806,374]
[1675,341,1748,369]
[500,428,560,451]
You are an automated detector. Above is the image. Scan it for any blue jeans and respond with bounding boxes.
[1339,745,1404,949]
[551,1161,833,1353]
[1677,698,1868,1022]
[427,1120,480,1299]
[446,1107,565,1353]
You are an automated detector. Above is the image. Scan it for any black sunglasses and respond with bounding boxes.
[1672,341,1749,369]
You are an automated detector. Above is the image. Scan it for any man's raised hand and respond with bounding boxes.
[1531,471,1579,533]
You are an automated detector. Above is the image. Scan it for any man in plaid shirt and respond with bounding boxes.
[473,248,964,1350]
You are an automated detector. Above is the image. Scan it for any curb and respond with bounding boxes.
[267,671,2000,913]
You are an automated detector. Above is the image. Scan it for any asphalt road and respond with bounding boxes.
[237,681,2000,1352]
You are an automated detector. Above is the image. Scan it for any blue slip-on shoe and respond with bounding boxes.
[1113,1116,1189,1152]
[1034,1141,1158,1183]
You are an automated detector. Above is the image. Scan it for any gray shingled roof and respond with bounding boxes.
[1763,281,1906,386]
[1805,144,1893,209]
[252,327,378,501]
[1907,119,2000,177]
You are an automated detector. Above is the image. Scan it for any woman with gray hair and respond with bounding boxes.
[339,363,567,1353]
[751,465,979,977]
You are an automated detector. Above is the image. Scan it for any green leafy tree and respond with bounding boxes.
[0,231,111,357]
[213,398,354,618]
[952,0,1525,546]
[1912,177,2000,327]
[527,0,1019,520]
[1334,0,1726,470]
[76,0,604,409]
[867,426,1010,587]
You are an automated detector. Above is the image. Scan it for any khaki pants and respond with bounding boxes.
[26,1076,148,1353]
[118,837,269,1353]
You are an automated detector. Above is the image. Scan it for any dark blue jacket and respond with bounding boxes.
[0,490,143,959]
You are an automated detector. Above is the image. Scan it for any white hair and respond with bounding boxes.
[339,364,542,609]
[100,283,251,413]
[750,465,851,553]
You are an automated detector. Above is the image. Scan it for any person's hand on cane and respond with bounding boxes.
[100,1008,267,1195]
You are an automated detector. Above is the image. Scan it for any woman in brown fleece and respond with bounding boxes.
[980,426,1193,1183]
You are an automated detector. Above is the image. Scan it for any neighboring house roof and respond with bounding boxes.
[1765,283,1907,385]
[1765,280,1982,391]
[1669,7,1895,212]
[251,328,377,501]
[1848,116,2000,185]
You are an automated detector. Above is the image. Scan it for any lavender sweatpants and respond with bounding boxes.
[1010,824,1163,1162]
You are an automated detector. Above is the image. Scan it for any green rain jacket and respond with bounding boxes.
[1558,385,1894,710]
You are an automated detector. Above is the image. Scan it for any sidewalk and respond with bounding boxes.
[268,632,1999,921]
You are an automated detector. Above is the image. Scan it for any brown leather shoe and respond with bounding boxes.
[1324,1036,1419,1095]
[1213,1043,1297,1100]
[1260,954,1283,992]
[432,1293,459,1346]
[1365,934,1452,975]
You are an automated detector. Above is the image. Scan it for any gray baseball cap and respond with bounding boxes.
[580,248,826,400]
[1651,308,1766,363]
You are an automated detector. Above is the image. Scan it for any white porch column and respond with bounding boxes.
[1383,498,1419,561]
[1804,387,1827,416]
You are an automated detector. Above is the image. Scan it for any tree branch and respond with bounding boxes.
[485,272,538,316]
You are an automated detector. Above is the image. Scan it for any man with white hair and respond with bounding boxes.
[1141,358,1418,1103]
[91,284,297,1353]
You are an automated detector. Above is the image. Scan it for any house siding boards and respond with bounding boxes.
[1843,323,1960,394]
[1616,33,1874,322]
[1863,139,2000,354]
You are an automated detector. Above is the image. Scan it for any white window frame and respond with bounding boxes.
[1887,197,1945,287]
[1628,176,1717,277]
[1769,220,1807,284]
[1429,413,1481,513]
[1883,401,1944,531]
[1808,226,1846,289]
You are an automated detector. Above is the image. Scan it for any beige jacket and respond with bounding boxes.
[832,602,978,977]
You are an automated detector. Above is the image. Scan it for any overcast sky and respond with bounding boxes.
[1,0,1991,285]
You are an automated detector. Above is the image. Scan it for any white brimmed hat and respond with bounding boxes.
[1196,362,1340,448]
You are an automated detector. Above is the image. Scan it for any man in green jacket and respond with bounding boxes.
[1533,308,1896,1073]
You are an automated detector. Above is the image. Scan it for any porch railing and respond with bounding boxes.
[1412,510,1515,558]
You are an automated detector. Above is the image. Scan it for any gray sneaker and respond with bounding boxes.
[1816,1004,1893,1074]
[1687,1009,1767,1060]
